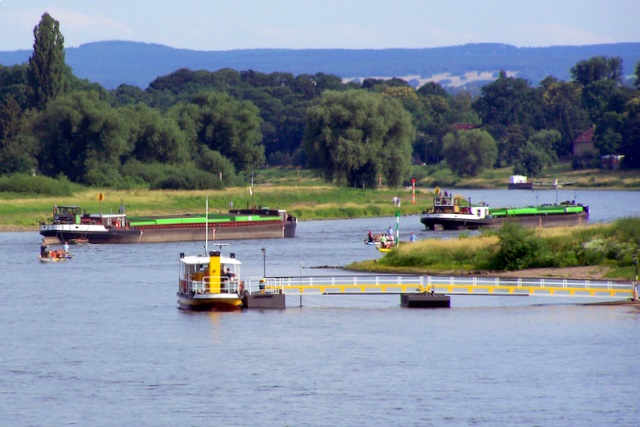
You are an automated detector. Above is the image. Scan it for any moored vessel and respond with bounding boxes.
[40,204,297,244]
[420,194,589,231]
[177,248,244,311]
[507,175,534,190]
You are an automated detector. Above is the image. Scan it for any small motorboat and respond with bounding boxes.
[39,243,71,262]
[38,251,71,263]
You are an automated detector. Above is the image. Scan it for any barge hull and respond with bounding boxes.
[135,221,286,243]
[421,212,588,231]
[41,221,295,244]
[40,228,142,244]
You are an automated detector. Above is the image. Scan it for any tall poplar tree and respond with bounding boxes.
[26,13,67,110]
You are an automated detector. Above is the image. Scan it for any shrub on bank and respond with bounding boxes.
[0,174,79,196]
[120,161,227,190]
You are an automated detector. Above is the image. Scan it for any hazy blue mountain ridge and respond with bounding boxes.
[1,41,639,90]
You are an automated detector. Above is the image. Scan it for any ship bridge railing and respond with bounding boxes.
[244,275,634,299]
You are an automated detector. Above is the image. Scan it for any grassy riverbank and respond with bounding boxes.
[348,219,640,281]
[0,185,428,231]
[0,165,637,231]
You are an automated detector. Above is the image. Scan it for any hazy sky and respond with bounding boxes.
[1,0,638,51]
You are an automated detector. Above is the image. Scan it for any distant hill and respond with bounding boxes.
[1,41,639,90]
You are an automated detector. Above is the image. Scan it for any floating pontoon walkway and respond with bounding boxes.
[245,274,635,301]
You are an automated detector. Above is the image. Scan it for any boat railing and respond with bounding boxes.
[182,276,241,294]
[185,279,207,294]
[220,278,241,294]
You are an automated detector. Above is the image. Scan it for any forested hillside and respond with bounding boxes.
[1,13,639,194]
[1,40,639,90]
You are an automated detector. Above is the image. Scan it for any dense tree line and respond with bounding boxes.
[1,13,639,190]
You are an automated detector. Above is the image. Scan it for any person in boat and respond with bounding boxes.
[40,243,49,257]
[223,267,236,281]
[367,230,374,243]
[386,234,394,249]
[219,267,235,292]
[409,233,417,242]
[63,241,70,255]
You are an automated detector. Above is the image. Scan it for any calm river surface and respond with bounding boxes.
[1,189,639,426]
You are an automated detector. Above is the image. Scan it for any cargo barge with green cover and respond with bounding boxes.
[40,205,297,244]
[420,194,589,231]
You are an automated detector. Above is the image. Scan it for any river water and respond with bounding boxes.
[1,189,639,426]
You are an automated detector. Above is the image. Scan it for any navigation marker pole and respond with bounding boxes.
[633,254,638,301]
[411,178,416,204]
[205,196,209,253]
[396,211,400,248]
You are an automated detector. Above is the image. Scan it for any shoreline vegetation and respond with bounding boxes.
[347,220,640,282]
[1,168,639,281]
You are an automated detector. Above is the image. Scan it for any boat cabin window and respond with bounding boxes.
[57,206,81,216]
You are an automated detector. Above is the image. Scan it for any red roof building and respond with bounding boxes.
[453,123,475,131]
[573,126,596,157]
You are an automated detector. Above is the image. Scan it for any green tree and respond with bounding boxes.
[121,104,190,164]
[195,146,237,185]
[417,82,449,98]
[498,125,527,166]
[0,95,22,142]
[0,64,28,109]
[26,13,69,110]
[581,79,626,123]
[620,97,640,169]
[0,94,38,174]
[513,143,549,178]
[570,56,623,87]
[303,90,414,188]
[34,91,130,184]
[539,76,590,156]
[473,70,543,139]
[169,92,265,172]
[413,83,452,164]
[270,101,309,166]
[512,130,559,177]
[110,84,150,107]
[594,112,624,155]
[441,129,498,177]
[489,223,546,271]
[527,130,560,163]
